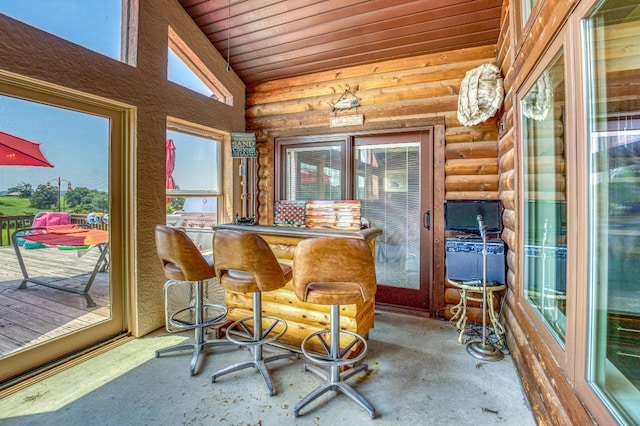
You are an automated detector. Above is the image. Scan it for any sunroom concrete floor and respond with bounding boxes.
[0,310,535,426]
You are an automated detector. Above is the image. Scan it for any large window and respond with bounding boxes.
[0,1,124,62]
[519,1,640,422]
[168,47,215,98]
[167,27,233,105]
[0,96,109,206]
[583,1,640,423]
[278,137,347,201]
[522,50,568,344]
[165,122,223,251]
[0,73,126,383]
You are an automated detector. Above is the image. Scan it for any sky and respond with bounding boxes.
[168,130,220,192]
[0,1,218,193]
[0,96,110,192]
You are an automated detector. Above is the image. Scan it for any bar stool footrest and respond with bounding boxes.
[225,315,287,346]
[301,329,368,367]
[168,303,227,331]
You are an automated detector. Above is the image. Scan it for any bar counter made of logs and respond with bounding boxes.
[212,223,383,353]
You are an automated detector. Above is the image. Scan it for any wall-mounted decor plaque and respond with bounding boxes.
[231,132,257,157]
[330,114,364,127]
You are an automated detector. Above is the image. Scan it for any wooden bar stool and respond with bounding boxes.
[210,230,298,396]
[292,237,377,419]
[154,225,235,376]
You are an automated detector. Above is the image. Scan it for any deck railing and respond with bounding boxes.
[0,215,34,246]
[0,213,107,247]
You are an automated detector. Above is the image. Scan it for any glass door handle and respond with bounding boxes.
[423,210,431,230]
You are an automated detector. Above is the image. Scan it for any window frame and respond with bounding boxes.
[0,1,128,63]
[168,26,233,105]
[513,0,546,49]
[0,69,130,383]
[166,117,224,221]
[516,23,578,379]
[516,0,639,422]
[573,0,640,423]
[275,134,351,201]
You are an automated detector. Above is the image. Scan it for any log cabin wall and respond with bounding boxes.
[496,0,594,424]
[246,44,500,317]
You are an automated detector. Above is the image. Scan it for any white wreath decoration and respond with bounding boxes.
[457,63,504,127]
[522,70,553,121]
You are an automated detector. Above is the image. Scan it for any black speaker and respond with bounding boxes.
[446,237,506,284]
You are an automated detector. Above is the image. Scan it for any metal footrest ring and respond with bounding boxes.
[300,329,368,367]
[168,303,227,331]
[225,315,287,347]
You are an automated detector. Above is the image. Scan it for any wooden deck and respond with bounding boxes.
[0,245,110,357]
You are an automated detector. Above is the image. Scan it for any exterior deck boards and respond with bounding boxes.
[0,246,110,357]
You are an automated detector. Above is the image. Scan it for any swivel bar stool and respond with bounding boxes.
[292,237,377,418]
[211,229,297,396]
[154,225,234,376]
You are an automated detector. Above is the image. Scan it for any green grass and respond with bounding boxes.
[0,196,39,246]
[0,196,39,216]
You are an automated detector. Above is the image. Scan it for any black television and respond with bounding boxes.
[444,200,503,234]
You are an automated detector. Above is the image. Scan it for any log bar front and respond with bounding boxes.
[213,224,383,353]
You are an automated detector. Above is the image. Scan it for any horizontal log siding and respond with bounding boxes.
[496,0,594,425]
[247,44,500,319]
[246,44,500,224]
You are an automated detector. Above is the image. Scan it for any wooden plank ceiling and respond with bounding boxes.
[179,0,504,85]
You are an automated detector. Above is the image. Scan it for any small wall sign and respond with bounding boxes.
[330,114,364,127]
[231,132,257,157]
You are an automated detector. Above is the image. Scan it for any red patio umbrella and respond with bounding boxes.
[166,139,176,203]
[0,131,54,167]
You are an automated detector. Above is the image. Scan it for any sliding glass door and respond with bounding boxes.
[354,132,433,309]
[276,130,433,310]
[0,76,126,385]
[583,2,640,422]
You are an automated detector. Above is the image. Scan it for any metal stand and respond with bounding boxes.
[156,278,234,376]
[211,292,297,396]
[467,215,504,361]
[294,304,375,419]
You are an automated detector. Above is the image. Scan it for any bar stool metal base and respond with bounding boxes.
[211,346,297,396]
[211,292,297,396]
[155,323,236,376]
[156,279,236,376]
[294,305,375,419]
[294,361,375,419]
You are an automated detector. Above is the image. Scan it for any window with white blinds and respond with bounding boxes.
[355,142,421,289]
[281,140,346,200]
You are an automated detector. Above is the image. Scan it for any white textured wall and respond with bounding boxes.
[0,0,246,336]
